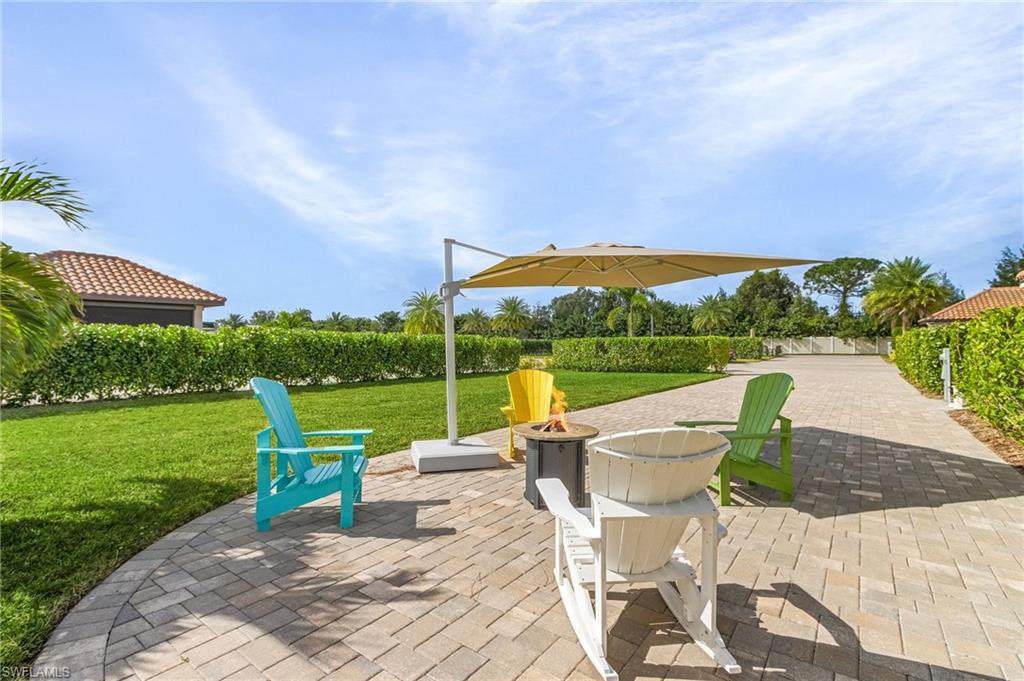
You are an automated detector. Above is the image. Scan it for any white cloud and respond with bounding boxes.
[149,32,508,276]
[433,2,1021,181]
[133,4,1019,296]
[1,202,207,284]
[861,188,1023,290]
[427,1,1023,287]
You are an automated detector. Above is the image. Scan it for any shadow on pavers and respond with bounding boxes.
[714,426,1024,516]
[606,582,1001,681]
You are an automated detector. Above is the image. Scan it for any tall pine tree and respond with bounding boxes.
[990,245,1024,287]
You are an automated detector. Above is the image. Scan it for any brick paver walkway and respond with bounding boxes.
[35,357,1024,681]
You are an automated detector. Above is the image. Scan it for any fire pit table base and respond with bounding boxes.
[514,422,599,510]
[524,439,587,509]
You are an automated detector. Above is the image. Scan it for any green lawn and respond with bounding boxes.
[0,370,720,665]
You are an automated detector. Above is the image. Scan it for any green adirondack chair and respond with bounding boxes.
[250,377,372,530]
[676,373,794,506]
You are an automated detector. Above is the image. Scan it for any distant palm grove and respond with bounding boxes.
[211,253,1015,340]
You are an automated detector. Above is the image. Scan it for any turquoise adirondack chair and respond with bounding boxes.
[250,377,372,530]
[676,373,795,506]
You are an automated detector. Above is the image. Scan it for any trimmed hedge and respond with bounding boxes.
[893,307,1023,441]
[553,336,729,373]
[520,339,553,355]
[729,337,764,360]
[2,325,521,405]
[959,307,1024,441]
[892,325,965,394]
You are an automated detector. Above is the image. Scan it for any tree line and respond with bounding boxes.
[218,253,1024,340]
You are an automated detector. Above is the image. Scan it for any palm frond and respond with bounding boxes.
[1,244,82,383]
[606,306,624,331]
[0,161,90,230]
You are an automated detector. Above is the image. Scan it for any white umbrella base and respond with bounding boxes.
[410,437,500,473]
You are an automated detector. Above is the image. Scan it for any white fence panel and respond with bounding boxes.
[790,338,812,354]
[764,337,891,356]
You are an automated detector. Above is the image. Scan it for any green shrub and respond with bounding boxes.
[520,339,553,355]
[2,325,521,405]
[892,324,969,394]
[729,337,763,360]
[552,336,729,373]
[959,307,1024,441]
[892,308,1023,441]
[893,327,953,393]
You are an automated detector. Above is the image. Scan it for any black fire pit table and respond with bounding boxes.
[513,422,599,510]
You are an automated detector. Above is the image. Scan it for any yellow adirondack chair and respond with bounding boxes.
[501,369,555,458]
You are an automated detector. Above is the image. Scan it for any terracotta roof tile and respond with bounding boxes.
[922,287,1024,322]
[41,251,226,306]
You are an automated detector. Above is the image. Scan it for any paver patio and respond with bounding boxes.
[34,356,1024,681]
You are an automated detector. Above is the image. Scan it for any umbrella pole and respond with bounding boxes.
[410,237,506,472]
[443,238,459,445]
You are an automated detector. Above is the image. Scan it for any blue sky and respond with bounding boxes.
[4,2,1022,321]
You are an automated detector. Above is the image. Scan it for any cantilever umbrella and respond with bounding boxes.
[410,240,823,472]
[461,242,819,289]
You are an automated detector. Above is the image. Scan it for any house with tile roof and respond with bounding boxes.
[42,251,226,328]
[921,270,1024,325]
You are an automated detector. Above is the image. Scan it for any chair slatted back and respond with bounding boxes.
[506,370,555,423]
[589,428,729,574]
[731,373,794,462]
[250,377,313,477]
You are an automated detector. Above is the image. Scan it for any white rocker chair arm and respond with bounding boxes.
[536,478,601,541]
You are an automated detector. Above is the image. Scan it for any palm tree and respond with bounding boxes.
[461,307,490,334]
[322,311,348,331]
[218,313,247,328]
[691,292,732,334]
[403,290,444,334]
[606,288,658,337]
[274,309,314,329]
[0,162,88,383]
[249,310,278,326]
[863,257,954,335]
[491,296,532,335]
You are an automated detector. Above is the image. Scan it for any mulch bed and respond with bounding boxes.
[949,410,1024,471]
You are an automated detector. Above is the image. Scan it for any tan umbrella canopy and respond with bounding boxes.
[461,242,821,289]
[411,238,824,470]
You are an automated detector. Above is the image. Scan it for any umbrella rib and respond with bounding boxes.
[552,269,576,286]
[654,259,718,277]
[460,256,561,285]
[608,255,646,286]
[603,256,642,272]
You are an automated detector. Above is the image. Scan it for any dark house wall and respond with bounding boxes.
[82,302,195,327]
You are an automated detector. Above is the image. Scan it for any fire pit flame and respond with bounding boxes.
[541,387,568,432]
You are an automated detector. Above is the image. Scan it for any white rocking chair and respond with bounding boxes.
[536,427,741,681]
